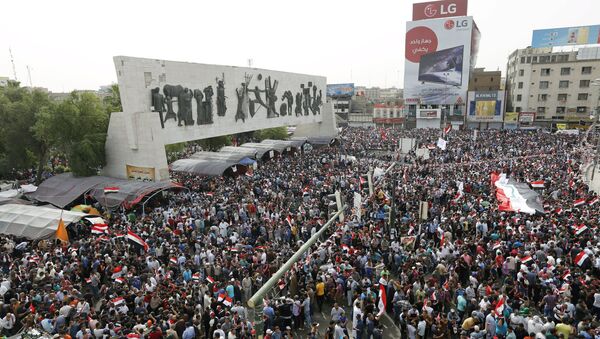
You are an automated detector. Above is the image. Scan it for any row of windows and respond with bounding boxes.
[517,79,592,89]
[516,93,590,102]
[514,106,588,113]
[520,54,570,64]
[518,66,592,77]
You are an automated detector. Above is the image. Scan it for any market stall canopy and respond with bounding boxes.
[219,146,258,159]
[306,136,338,145]
[0,204,87,240]
[27,173,181,209]
[190,151,256,165]
[171,158,245,177]
[260,139,301,153]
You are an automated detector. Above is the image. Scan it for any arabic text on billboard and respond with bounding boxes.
[417,109,441,119]
[519,112,536,123]
[413,0,468,21]
[404,16,474,105]
[326,84,355,97]
[504,112,518,123]
[531,25,600,48]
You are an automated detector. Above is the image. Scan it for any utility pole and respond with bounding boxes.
[9,48,17,81]
[27,66,33,88]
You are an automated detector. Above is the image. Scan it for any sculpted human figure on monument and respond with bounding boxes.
[216,73,227,117]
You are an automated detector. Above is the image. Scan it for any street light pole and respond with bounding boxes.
[589,79,600,181]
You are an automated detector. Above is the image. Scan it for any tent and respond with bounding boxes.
[27,173,181,209]
[0,204,87,240]
[171,158,246,177]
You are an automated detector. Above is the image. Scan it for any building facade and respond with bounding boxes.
[469,68,502,91]
[506,46,600,128]
[372,104,405,128]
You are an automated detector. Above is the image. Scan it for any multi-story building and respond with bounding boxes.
[469,68,502,91]
[372,104,405,128]
[506,46,600,128]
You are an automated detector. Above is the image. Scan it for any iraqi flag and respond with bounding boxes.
[114,277,126,284]
[521,255,533,264]
[573,198,586,207]
[443,124,452,135]
[103,186,120,194]
[192,273,200,281]
[555,207,563,214]
[495,296,505,315]
[588,197,599,206]
[170,257,178,265]
[562,270,571,281]
[127,230,149,251]
[574,224,588,235]
[206,276,215,284]
[91,224,109,234]
[111,266,123,279]
[218,293,226,302]
[574,251,589,267]
[491,172,544,214]
[223,296,233,307]
[530,180,545,189]
[377,283,387,316]
[286,215,293,227]
[492,241,502,251]
[112,297,125,306]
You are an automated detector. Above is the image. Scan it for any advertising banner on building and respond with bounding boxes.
[326,83,355,97]
[531,25,600,48]
[504,112,518,123]
[417,108,441,119]
[126,165,156,181]
[466,91,504,122]
[519,112,536,123]
[404,16,477,105]
[413,0,468,21]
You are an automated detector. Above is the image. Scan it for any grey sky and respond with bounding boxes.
[1,0,599,92]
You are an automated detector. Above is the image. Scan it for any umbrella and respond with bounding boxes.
[71,205,100,216]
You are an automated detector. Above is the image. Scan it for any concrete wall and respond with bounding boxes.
[102,56,336,181]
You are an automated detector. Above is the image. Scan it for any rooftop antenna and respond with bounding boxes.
[247,58,253,68]
[9,48,17,81]
[27,66,33,88]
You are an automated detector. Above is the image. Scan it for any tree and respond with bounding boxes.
[198,135,232,151]
[36,91,109,177]
[103,84,122,114]
[253,127,288,141]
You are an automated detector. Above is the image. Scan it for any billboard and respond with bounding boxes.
[519,112,536,123]
[532,25,600,48]
[413,0,468,21]
[404,16,476,105]
[417,108,441,119]
[327,83,355,97]
[466,91,505,122]
[504,112,518,123]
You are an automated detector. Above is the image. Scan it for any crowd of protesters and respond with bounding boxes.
[0,126,599,339]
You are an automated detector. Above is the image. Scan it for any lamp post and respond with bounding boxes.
[590,78,600,181]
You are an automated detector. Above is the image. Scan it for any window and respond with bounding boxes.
[582,66,592,74]
[557,55,569,62]
[539,81,549,89]
[577,106,587,113]
[518,82,524,89]
[551,55,556,62]
[516,107,522,112]
[532,56,538,63]
[557,94,568,101]
[491,77,494,82]
[559,81,569,88]
[526,56,531,63]
[560,67,570,75]
[538,94,548,101]
[541,68,551,76]
[580,80,590,88]
[539,56,550,63]
[516,94,522,101]
[537,107,546,114]
[556,107,566,114]
[519,70,524,76]
[578,93,589,100]
[474,78,478,82]
[520,57,525,63]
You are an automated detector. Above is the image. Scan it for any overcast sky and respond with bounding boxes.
[1,0,599,92]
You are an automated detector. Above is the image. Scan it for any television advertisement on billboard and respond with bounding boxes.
[404,16,477,105]
[466,91,505,122]
[326,83,355,97]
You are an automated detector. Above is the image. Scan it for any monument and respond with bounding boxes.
[102,56,337,181]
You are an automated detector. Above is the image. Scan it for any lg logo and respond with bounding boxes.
[424,4,437,17]
[444,19,468,30]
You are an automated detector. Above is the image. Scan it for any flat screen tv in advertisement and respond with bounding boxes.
[413,0,468,21]
[404,16,473,105]
[531,25,600,48]
[418,46,464,86]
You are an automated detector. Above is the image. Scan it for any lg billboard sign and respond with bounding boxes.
[413,0,468,21]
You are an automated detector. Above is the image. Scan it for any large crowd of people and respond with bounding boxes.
[0,127,599,339]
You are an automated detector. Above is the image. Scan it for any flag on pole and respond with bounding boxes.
[103,187,120,194]
[495,296,505,314]
[170,257,178,265]
[217,293,226,302]
[206,276,215,284]
[530,180,545,188]
[192,273,200,281]
[574,251,588,266]
[588,197,599,206]
[443,124,452,135]
[56,216,69,243]
[286,215,293,227]
[223,296,233,307]
[573,198,586,207]
[114,277,126,284]
[554,207,563,214]
[111,297,125,306]
[126,230,149,251]
[574,224,588,235]
[377,283,387,316]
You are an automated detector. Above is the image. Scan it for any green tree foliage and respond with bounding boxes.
[165,142,187,163]
[252,127,288,141]
[198,135,232,151]
[103,84,122,114]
